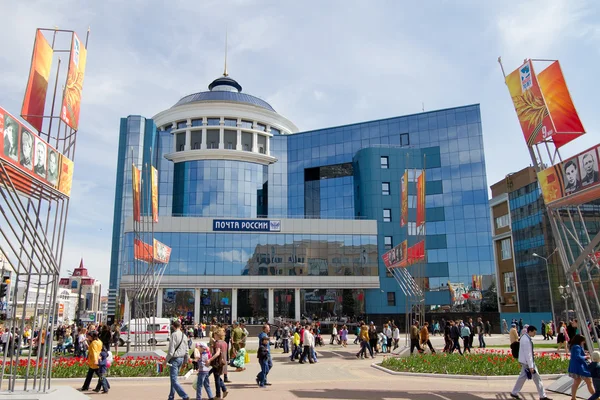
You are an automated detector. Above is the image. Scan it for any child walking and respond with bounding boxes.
[93,345,110,393]
[257,336,270,387]
[195,342,217,400]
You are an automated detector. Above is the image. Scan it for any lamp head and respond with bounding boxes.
[558,285,564,295]
[532,253,539,257]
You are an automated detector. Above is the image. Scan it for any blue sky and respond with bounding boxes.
[0,0,598,293]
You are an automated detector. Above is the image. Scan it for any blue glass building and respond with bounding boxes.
[108,74,496,325]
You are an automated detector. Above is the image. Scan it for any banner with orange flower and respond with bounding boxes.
[505,59,584,149]
[151,166,158,223]
[400,170,408,227]
[21,29,53,132]
[416,170,425,227]
[132,164,141,222]
[60,33,87,131]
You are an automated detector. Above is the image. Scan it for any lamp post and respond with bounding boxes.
[558,284,571,321]
[533,249,557,324]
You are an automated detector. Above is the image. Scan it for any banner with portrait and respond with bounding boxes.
[505,59,584,149]
[153,239,171,264]
[151,166,158,223]
[132,164,141,222]
[382,240,425,269]
[60,33,87,131]
[21,29,53,133]
[0,106,73,198]
[538,143,600,207]
[416,170,425,227]
[400,170,408,227]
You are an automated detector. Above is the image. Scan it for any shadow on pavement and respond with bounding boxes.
[290,389,495,399]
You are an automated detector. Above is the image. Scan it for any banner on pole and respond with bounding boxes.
[0,106,74,198]
[151,166,158,223]
[153,239,171,264]
[538,143,600,207]
[21,29,53,132]
[60,33,87,131]
[382,240,425,269]
[400,170,408,227]
[416,170,425,227]
[134,239,153,263]
[132,164,141,222]
[505,59,584,148]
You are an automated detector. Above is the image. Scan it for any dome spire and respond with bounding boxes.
[223,28,229,77]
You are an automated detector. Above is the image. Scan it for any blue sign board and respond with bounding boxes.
[213,219,281,232]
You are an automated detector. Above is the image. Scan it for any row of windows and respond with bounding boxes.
[170,118,274,132]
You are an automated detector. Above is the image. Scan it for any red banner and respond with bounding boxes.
[416,170,425,227]
[132,164,141,222]
[382,240,425,269]
[61,33,87,131]
[21,30,53,132]
[400,170,408,227]
[151,166,158,223]
[134,239,153,263]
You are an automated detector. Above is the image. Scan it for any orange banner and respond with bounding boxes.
[134,239,153,263]
[151,166,158,223]
[400,170,408,227]
[416,170,425,227]
[61,33,87,131]
[132,164,141,222]
[505,59,584,149]
[537,61,585,147]
[0,106,73,198]
[538,144,600,207]
[21,30,53,132]
[153,239,171,264]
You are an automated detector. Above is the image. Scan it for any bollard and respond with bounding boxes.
[126,339,131,353]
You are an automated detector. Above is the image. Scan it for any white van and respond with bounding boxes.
[119,318,171,346]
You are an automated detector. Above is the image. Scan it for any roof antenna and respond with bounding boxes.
[223,28,229,77]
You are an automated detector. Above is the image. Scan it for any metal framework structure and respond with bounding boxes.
[499,58,600,351]
[0,28,87,394]
[126,161,169,353]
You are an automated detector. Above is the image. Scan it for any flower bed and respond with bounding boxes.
[1,356,192,378]
[380,350,568,376]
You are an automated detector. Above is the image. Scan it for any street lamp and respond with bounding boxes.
[558,284,571,321]
[533,249,557,324]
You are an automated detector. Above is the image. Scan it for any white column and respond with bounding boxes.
[265,137,270,156]
[252,133,258,153]
[172,122,178,152]
[156,289,163,318]
[185,130,191,151]
[295,288,301,321]
[219,127,224,149]
[231,288,238,322]
[123,291,130,323]
[201,129,207,150]
[236,130,242,150]
[194,288,201,324]
[268,288,274,324]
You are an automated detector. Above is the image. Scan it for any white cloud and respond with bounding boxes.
[217,249,251,263]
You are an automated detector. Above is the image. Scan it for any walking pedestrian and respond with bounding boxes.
[476,317,486,348]
[257,336,271,387]
[420,322,436,354]
[195,342,215,400]
[410,321,424,355]
[509,325,552,400]
[77,330,103,392]
[257,324,273,384]
[568,335,595,400]
[164,321,190,400]
[587,351,600,400]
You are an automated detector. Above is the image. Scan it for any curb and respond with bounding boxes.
[370,363,564,380]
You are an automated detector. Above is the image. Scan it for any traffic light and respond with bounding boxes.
[0,276,10,299]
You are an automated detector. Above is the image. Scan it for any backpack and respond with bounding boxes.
[510,341,520,359]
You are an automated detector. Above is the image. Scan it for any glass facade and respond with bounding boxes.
[110,99,495,323]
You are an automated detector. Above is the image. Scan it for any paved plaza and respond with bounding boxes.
[56,334,571,400]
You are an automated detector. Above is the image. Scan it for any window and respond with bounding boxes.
[191,119,203,127]
[256,123,266,132]
[243,144,250,151]
[271,128,281,135]
[496,214,510,229]
[504,271,515,293]
[383,209,391,222]
[259,146,265,154]
[400,133,410,146]
[380,156,389,169]
[384,236,393,250]
[241,120,253,129]
[382,182,390,196]
[177,121,187,129]
[227,142,234,150]
[224,118,237,127]
[387,292,396,306]
[178,144,185,151]
[209,142,218,149]
[71,281,78,289]
[193,142,200,150]
[207,118,220,126]
[501,238,512,260]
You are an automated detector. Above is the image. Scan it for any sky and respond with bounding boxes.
[0,0,598,294]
